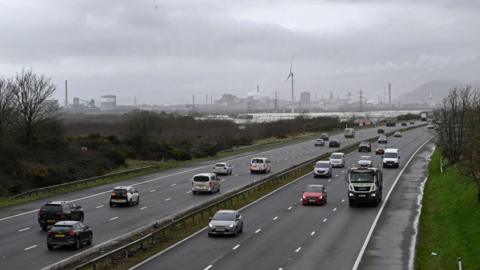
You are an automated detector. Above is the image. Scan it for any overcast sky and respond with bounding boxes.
[0,0,479,105]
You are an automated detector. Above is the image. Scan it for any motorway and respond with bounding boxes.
[0,124,419,269]
[132,127,433,270]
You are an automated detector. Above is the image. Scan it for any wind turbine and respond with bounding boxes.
[285,58,295,115]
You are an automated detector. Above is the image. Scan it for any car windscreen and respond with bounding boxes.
[251,159,264,164]
[330,154,342,159]
[349,172,375,183]
[305,185,323,192]
[315,163,329,168]
[213,212,235,221]
[214,163,225,167]
[384,152,398,158]
[41,205,62,212]
[50,225,73,232]
[193,176,210,182]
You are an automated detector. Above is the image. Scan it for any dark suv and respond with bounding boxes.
[38,201,84,231]
[47,221,92,250]
[358,141,372,152]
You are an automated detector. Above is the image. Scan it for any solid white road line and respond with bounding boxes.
[95,205,104,209]
[351,136,433,270]
[295,247,302,253]
[24,245,37,251]
[254,228,261,234]
[18,227,31,232]
[232,244,240,250]
[110,216,119,221]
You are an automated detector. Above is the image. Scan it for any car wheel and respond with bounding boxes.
[137,197,140,205]
[80,214,84,222]
[87,235,93,246]
[47,244,54,250]
[239,224,243,233]
[109,201,114,207]
[41,224,48,231]
[129,200,134,207]
[74,238,81,250]
[192,191,197,195]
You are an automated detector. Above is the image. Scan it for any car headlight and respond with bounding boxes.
[302,195,307,199]
[209,223,214,228]
[348,185,354,191]
[370,185,376,192]
[229,223,234,228]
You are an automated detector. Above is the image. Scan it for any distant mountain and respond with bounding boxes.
[399,80,480,105]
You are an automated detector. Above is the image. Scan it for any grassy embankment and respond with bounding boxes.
[416,149,480,269]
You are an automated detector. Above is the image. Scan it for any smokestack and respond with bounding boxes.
[64,80,68,108]
[388,82,391,106]
[257,85,259,93]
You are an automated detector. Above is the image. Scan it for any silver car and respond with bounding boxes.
[329,152,345,168]
[212,162,233,175]
[357,155,373,167]
[313,161,332,178]
[208,210,243,236]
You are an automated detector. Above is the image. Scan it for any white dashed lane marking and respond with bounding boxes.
[254,228,261,234]
[294,247,302,253]
[333,208,337,212]
[273,216,278,221]
[171,183,177,187]
[165,197,172,201]
[186,191,192,194]
[310,231,316,236]
[95,205,104,209]
[140,206,147,210]
[18,227,30,232]
[150,189,156,193]
[287,206,292,210]
[323,218,328,223]
[24,245,37,251]
[110,216,119,221]
[232,244,240,250]
[204,265,213,270]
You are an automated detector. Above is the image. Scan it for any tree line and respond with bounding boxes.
[436,86,480,202]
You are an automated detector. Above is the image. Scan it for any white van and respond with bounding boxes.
[192,173,220,194]
[383,148,400,168]
[250,157,271,174]
[344,128,355,138]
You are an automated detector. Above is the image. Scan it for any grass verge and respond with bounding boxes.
[416,149,480,269]
[0,132,319,209]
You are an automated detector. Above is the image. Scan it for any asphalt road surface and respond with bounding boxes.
[133,127,433,270]
[0,124,421,269]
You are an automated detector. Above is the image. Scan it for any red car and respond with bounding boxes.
[376,146,385,155]
[302,185,327,205]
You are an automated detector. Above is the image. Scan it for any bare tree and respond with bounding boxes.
[12,69,58,145]
[0,77,16,139]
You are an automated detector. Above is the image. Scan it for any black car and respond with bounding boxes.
[320,133,329,141]
[38,201,84,231]
[47,221,92,250]
[358,141,371,152]
[401,122,407,126]
[410,121,415,125]
[329,139,340,148]
[377,128,385,134]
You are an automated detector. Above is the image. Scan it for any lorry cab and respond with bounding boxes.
[346,167,383,206]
